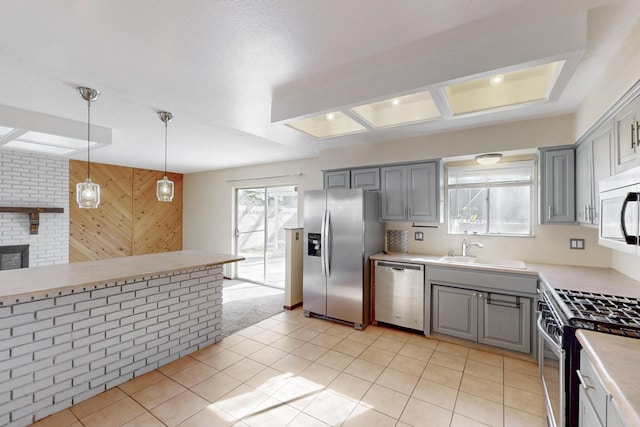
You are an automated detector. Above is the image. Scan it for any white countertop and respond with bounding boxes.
[0,250,243,303]
[577,330,640,427]
[372,252,538,276]
[371,252,640,296]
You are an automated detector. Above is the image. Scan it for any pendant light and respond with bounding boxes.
[76,87,101,208]
[156,111,174,202]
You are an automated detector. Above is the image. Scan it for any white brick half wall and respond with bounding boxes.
[0,149,69,266]
[0,265,223,427]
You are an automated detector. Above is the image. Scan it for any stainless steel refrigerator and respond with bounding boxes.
[303,188,384,330]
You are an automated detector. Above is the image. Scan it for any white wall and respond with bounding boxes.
[183,114,612,272]
[0,149,69,266]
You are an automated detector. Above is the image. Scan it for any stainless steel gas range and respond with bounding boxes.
[537,281,640,427]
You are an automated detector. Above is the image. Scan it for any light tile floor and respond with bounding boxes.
[32,308,546,427]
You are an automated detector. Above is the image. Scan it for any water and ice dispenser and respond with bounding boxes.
[307,233,321,257]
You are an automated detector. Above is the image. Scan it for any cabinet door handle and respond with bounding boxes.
[632,123,636,149]
[636,121,640,148]
[547,205,552,221]
[486,294,521,308]
[576,370,594,390]
[584,205,589,222]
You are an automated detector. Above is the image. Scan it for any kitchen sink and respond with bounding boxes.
[438,256,527,270]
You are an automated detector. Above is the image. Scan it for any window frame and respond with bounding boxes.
[446,160,535,237]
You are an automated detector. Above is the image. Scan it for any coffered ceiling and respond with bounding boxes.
[0,0,638,173]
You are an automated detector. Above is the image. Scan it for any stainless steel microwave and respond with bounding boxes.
[599,167,640,255]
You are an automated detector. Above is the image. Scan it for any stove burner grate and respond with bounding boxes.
[554,289,640,338]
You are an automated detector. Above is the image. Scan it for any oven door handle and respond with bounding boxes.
[536,312,563,354]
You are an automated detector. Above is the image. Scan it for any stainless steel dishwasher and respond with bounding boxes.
[374,261,424,331]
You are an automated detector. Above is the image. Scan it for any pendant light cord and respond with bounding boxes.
[164,120,168,177]
[87,98,91,180]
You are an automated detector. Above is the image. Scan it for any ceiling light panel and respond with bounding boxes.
[16,131,97,149]
[444,61,564,115]
[0,126,15,137]
[350,91,442,129]
[286,111,366,139]
[3,140,77,155]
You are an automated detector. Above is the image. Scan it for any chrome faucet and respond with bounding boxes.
[462,239,483,256]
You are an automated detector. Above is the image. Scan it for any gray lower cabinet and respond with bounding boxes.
[607,400,628,427]
[579,350,630,427]
[380,161,438,222]
[432,285,478,341]
[431,284,531,353]
[478,292,531,352]
[579,386,604,427]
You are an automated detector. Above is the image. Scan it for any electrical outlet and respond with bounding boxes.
[415,232,424,241]
[570,238,585,249]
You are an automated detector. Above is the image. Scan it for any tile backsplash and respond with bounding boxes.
[386,230,409,253]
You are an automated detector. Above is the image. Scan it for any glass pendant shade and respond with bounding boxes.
[76,86,100,209]
[77,177,101,208]
[156,176,174,202]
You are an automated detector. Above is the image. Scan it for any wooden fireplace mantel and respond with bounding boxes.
[0,207,64,234]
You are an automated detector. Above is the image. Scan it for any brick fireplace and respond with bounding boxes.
[0,149,69,267]
[0,244,29,270]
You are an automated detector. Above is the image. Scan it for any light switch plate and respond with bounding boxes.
[570,238,585,249]
[415,232,424,241]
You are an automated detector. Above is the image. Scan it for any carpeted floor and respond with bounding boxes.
[222,279,285,337]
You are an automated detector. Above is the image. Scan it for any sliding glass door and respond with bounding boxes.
[235,185,298,288]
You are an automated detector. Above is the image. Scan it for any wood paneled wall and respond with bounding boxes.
[69,160,182,262]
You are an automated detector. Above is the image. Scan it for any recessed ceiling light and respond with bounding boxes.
[350,91,441,129]
[489,74,504,87]
[286,111,366,139]
[445,61,565,115]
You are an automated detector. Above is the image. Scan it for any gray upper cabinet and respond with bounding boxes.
[380,161,438,222]
[576,124,612,226]
[351,167,380,191]
[612,96,640,174]
[324,170,350,189]
[380,166,406,220]
[539,147,576,224]
[323,168,380,190]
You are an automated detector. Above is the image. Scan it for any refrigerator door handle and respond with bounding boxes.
[320,210,327,277]
[325,210,332,277]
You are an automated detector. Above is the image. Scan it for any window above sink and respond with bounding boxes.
[447,160,534,237]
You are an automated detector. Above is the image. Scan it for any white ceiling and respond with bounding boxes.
[0,0,638,173]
